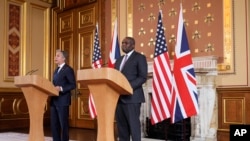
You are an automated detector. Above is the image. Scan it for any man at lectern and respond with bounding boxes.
[115,37,148,141]
[50,49,76,141]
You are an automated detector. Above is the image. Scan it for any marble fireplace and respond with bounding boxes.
[140,56,218,141]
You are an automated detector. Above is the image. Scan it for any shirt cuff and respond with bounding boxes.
[60,86,63,92]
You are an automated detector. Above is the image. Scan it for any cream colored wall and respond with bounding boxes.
[216,0,249,86]
[0,0,52,88]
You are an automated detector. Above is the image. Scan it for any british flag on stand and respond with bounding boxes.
[170,5,199,123]
[108,18,121,68]
[150,10,172,125]
[89,24,103,119]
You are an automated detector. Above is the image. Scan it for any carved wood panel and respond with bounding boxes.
[0,89,50,130]
[61,0,97,10]
[59,11,74,34]
[217,87,250,141]
[56,2,98,129]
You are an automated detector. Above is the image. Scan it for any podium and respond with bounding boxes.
[77,68,132,141]
[14,75,58,141]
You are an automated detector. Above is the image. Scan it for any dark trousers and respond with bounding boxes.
[50,105,70,141]
[116,103,141,141]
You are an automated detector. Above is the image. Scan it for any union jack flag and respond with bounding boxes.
[89,24,103,119]
[151,10,172,125]
[108,18,121,68]
[170,5,199,123]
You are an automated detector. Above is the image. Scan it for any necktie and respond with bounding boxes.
[53,67,60,83]
[120,55,128,71]
[57,67,61,73]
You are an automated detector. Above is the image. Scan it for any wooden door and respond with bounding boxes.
[56,2,98,129]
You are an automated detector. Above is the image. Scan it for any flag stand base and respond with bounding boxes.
[146,118,191,141]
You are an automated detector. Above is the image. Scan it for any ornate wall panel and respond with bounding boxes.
[114,0,234,73]
[78,30,93,69]
[77,89,91,119]
[0,88,50,130]
[78,7,96,29]
[59,12,74,34]
[60,0,96,10]
[4,1,23,81]
[55,2,98,129]
[59,34,74,66]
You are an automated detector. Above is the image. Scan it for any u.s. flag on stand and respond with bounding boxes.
[89,24,103,119]
[108,18,120,68]
[151,10,172,125]
[171,5,199,123]
[92,24,103,69]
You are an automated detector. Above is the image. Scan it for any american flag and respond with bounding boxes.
[108,18,121,68]
[170,5,199,123]
[151,10,172,125]
[89,24,103,119]
[92,24,103,69]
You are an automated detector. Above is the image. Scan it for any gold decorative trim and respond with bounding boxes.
[39,0,54,4]
[115,0,133,38]
[218,0,235,73]
[0,87,21,92]
[127,0,133,37]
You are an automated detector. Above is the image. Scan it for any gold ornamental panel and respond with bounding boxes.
[59,11,74,34]
[78,30,94,69]
[78,96,90,118]
[58,34,74,66]
[78,7,96,29]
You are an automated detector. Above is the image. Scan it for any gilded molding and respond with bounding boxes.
[39,0,53,4]
[218,0,234,73]
[115,0,133,37]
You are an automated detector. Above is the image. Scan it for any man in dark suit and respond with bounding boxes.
[50,49,76,141]
[115,37,148,141]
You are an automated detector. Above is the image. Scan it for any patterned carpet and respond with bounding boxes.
[0,132,164,141]
[0,132,76,141]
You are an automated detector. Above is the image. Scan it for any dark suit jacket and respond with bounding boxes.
[51,64,76,106]
[115,51,148,103]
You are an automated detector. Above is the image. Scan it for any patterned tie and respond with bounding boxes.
[120,55,128,71]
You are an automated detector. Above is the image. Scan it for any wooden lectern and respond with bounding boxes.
[14,75,58,141]
[77,68,133,141]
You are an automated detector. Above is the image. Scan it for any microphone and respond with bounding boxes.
[25,69,39,75]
